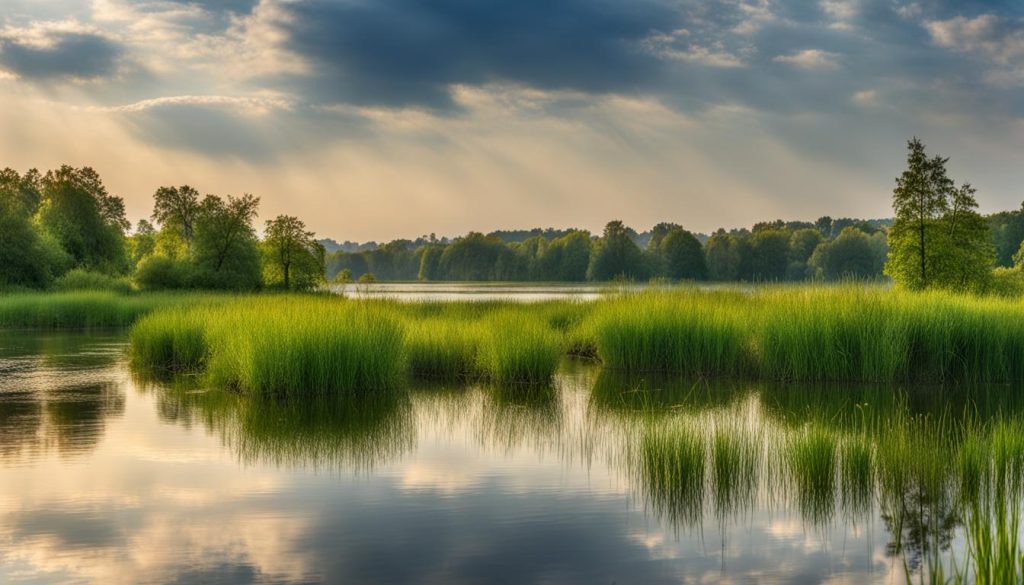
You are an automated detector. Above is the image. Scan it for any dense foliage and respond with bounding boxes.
[0,168,325,292]
[2,139,1020,291]
[885,138,995,292]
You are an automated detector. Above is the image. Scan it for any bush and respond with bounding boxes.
[989,267,1024,297]
[135,256,194,291]
[53,268,134,294]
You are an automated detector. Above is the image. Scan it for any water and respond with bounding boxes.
[328,282,615,302]
[0,331,1017,584]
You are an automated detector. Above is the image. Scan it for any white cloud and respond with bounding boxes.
[642,30,745,68]
[773,49,840,70]
[851,89,878,105]
[85,94,294,114]
[925,14,1024,65]
[925,14,1024,87]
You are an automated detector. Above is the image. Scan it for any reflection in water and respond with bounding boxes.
[0,331,125,462]
[4,330,1024,583]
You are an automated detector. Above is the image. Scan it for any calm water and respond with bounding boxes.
[0,330,1017,584]
[328,282,616,302]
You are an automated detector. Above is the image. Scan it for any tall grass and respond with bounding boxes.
[591,286,1024,383]
[788,426,838,523]
[478,311,562,386]
[638,422,706,526]
[130,295,566,393]
[132,297,406,395]
[0,291,220,329]
[592,290,753,377]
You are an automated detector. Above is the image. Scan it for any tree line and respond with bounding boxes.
[325,218,892,284]
[328,139,1022,291]
[2,138,1020,293]
[0,167,325,292]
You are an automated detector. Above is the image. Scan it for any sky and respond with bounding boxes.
[0,0,1022,241]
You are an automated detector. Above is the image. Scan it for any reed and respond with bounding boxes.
[0,291,219,329]
[477,311,562,386]
[638,422,706,525]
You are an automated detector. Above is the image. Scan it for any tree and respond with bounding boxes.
[151,185,202,251]
[748,228,790,281]
[809,227,882,280]
[262,215,325,291]
[885,138,994,291]
[659,227,707,280]
[191,194,261,290]
[938,183,995,291]
[587,220,647,281]
[705,233,744,281]
[647,222,682,251]
[0,168,69,288]
[787,228,823,280]
[417,245,444,281]
[127,219,157,269]
[439,232,510,280]
[987,203,1024,267]
[36,165,129,274]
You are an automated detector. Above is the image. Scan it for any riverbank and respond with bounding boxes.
[3,286,1022,392]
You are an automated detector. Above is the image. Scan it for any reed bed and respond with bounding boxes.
[130,295,566,393]
[0,291,223,329]
[591,286,1024,383]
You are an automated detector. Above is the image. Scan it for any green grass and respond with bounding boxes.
[592,290,753,377]
[203,299,406,395]
[788,426,838,523]
[637,422,706,526]
[404,318,483,380]
[14,285,1024,383]
[478,311,562,386]
[711,422,760,518]
[591,286,1024,383]
[0,291,222,329]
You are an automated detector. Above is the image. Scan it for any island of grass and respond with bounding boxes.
[4,285,1024,395]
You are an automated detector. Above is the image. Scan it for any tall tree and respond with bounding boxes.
[885,138,993,291]
[36,165,129,274]
[151,185,202,251]
[587,220,647,281]
[748,228,790,281]
[263,215,326,290]
[192,194,261,289]
[0,168,69,288]
[659,227,707,280]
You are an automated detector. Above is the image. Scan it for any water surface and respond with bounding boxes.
[0,330,1017,584]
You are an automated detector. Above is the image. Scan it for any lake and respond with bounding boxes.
[328,282,618,302]
[0,329,1017,584]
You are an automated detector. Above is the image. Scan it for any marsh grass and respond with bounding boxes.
[591,286,1024,383]
[404,318,483,381]
[788,426,838,524]
[0,291,222,329]
[711,421,760,519]
[478,311,562,386]
[638,422,706,526]
[593,290,753,377]
[839,434,874,517]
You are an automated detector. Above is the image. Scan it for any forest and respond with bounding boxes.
[4,139,1024,293]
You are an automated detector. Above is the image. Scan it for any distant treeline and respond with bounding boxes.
[325,210,1024,283]
[325,218,888,283]
[0,166,326,292]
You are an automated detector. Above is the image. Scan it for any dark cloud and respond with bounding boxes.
[0,31,122,80]
[276,0,679,110]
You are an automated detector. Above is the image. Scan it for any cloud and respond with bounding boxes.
[0,22,123,81]
[773,49,841,69]
[88,94,294,114]
[925,14,1024,66]
[267,0,680,110]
